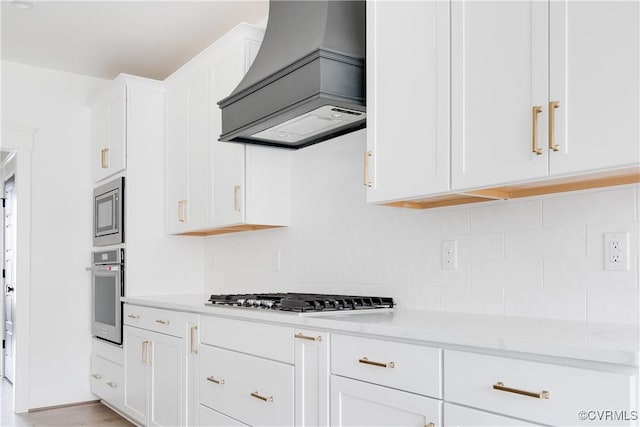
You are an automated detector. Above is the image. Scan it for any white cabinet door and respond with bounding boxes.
[165,67,209,233]
[91,82,126,183]
[294,330,329,427]
[148,330,183,427]
[124,326,150,425]
[366,0,450,203]
[330,376,441,427]
[210,47,246,227]
[549,1,640,175]
[451,0,549,189]
[444,403,542,427]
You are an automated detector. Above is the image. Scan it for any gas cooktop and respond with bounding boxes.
[206,293,395,313]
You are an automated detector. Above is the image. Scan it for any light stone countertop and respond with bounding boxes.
[122,294,640,369]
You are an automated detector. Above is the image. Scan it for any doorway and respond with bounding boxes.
[3,174,16,384]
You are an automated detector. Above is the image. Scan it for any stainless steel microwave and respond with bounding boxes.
[93,177,124,246]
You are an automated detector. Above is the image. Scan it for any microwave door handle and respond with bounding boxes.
[85,266,114,272]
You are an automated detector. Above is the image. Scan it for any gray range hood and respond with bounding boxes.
[218,0,366,149]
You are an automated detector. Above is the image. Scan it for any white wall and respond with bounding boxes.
[204,129,640,325]
[1,61,107,408]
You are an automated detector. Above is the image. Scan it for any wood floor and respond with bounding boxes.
[1,379,134,427]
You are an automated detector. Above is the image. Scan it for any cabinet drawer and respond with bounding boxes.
[123,304,184,337]
[199,345,294,426]
[444,402,543,426]
[331,334,442,398]
[331,375,442,427]
[90,354,124,407]
[199,404,248,427]
[92,337,123,365]
[199,315,294,363]
[444,350,638,426]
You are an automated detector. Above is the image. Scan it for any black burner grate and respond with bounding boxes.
[206,293,394,312]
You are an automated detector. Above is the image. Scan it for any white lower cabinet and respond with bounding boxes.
[90,338,125,412]
[330,334,443,427]
[123,305,194,427]
[294,329,330,427]
[444,350,639,427]
[331,375,442,427]
[444,403,542,426]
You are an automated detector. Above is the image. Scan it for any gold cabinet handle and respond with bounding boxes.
[363,151,373,187]
[91,373,102,380]
[250,391,273,402]
[425,423,436,427]
[493,382,550,399]
[234,185,241,212]
[206,376,225,385]
[190,325,198,354]
[295,333,322,342]
[127,314,139,319]
[155,319,169,325]
[142,340,151,366]
[178,200,187,222]
[531,106,543,155]
[358,357,394,368]
[101,148,109,169]
[548,101,560,151]
[107,381,118,388]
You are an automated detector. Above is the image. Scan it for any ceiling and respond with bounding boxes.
[1,0,269,81]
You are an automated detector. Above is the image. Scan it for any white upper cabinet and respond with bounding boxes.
[548,1,640,175]
[366,0,450,204]
[165,23,291,235]
[90,79,127,183]
[451,0,640,191]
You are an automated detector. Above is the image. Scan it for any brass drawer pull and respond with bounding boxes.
[358,357,395,369]
[531,105,543,155]
[548,101,560,151]
[190,325,198,354]
[155,319,169,325]
[295,333,322,342]
[426,423,435,427]
[206,376,225,385]
[91,373,102,380]
[101,148,109,169]
[107,381,118,388]
[127,314,139,319]
[250,391,273,402]
[493,382,550,399]
[363,150,373,187]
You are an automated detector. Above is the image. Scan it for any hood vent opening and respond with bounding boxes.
[218,0,366,149]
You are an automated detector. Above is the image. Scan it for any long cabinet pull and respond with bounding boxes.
[294,333,322,342]
[91,373,102,380]
[493,381,550,399]
[106,382,118,388]
[155,319,169,325]
[101,148,109,169]
[127,314,139,319]
[190,325,198,354]
[206,376,225,385]
[142,341,147,365]
[234,185,241,212]
[531,106,543,155]
[425,423,436,427]
[250,391,273,402]
[178,200,187,222]
[548,101,560,151]
[358,357,395,369]
[363,151,373,187]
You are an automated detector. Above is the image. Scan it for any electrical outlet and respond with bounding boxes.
[604,232,629,271]
[442,240,458,270]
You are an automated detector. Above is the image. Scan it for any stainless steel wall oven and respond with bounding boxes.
[88,248,124,345]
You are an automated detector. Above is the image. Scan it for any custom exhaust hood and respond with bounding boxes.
[218,0,366,149]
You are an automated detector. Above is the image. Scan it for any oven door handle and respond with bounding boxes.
[85,266,121,272]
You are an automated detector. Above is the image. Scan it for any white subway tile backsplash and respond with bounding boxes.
[587,289,640,324]
[469,199,543,233]
[542,187,636,228]
[470,259,543,289]
[504,289,587,321]
[203,132,640,326]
